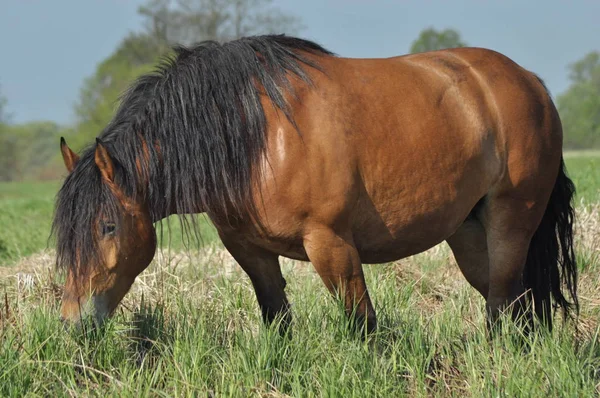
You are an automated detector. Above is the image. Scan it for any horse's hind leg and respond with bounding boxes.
[219,233,291,331]
[481,195,546,331]
[303,227,377,334]
[446,217,489,298]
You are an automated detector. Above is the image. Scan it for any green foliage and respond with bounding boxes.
[72,0,304,152]
[0,82,69,181]
[558,52,600,149]
[138,0,303,45]
[73,34,168,148]
[409,27,467,54]
[0,83,9,125]
[0,121,64,181]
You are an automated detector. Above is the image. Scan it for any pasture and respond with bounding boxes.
[0,154,599,396]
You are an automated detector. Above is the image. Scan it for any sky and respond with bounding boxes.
[1,0,599,125]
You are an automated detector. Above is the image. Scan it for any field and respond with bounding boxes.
[0,155,599,396]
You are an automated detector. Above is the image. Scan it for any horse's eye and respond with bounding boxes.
[102,222,116,236]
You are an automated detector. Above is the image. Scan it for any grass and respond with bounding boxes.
[0,182,218,266]
[0,150,599,396]
[1,246,599,396]
[564,154,600,204]
[0,181,58,264]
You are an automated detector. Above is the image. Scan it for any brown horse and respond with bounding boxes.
[54,35,578,334]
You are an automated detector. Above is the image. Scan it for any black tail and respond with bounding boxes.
[523,157,579,330]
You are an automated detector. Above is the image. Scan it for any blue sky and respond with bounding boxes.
[1,0,599,124]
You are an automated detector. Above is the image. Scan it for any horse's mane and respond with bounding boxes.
[52,35,333,273]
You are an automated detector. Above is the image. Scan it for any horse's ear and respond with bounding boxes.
[60,137,79,173]
[94,138,115,182]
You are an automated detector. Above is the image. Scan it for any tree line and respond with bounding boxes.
[0,1,598,181]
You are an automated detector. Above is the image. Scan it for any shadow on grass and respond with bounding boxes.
[127,298,174,368]
[66,297,174,384]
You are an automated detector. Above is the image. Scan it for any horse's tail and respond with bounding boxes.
[523,157,579,330]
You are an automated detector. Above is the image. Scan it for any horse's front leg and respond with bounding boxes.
[303,227,377,334]
[219,233,291,333]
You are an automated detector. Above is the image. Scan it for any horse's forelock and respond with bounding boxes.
[52,153,124,276]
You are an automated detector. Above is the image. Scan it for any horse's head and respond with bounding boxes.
[54,138,156,325]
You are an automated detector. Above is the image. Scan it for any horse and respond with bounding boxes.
[53,35,578,334]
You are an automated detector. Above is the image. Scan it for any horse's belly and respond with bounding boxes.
[246,204,470,264]
[353,227,451,264]
[351,192,477,264]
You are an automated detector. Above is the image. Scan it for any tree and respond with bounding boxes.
[409,28,467,54]
[557,51,600,149]
[0,85,67,181]
[0,85,14,181]
[0,120,62,181]
[138,0,303,45]
[0,83,9,125]
[74,33,170,146]
[73,0,303,147]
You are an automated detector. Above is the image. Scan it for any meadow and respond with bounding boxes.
[0,155,599,396]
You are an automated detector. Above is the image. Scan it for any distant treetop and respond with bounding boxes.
[557,51,600,149]
[410,27,467,54]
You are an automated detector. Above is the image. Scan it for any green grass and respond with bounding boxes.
[0,252,598,397]
[0,181,58,264]
[0,182,217,266]
[564,154,600,204]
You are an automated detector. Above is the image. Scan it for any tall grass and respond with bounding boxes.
[1,246,599,396]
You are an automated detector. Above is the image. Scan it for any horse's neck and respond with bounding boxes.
[147,186,205,223]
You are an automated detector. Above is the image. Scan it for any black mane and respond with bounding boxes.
[52,35,333,273]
